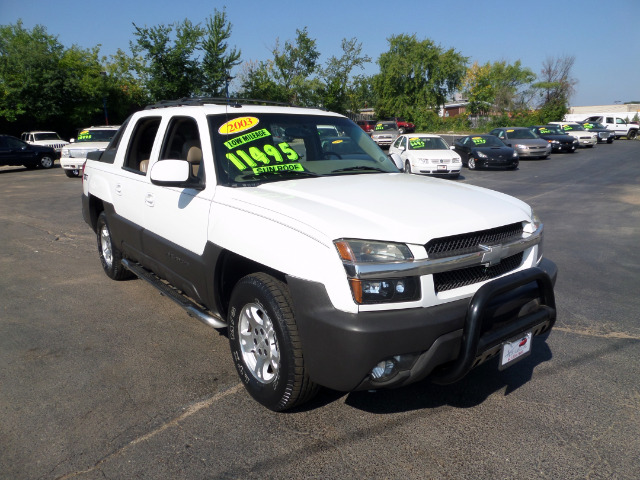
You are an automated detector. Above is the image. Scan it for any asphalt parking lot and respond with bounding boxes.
[1,139,639,480]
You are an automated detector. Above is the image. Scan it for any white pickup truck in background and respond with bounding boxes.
[564,112,639,140]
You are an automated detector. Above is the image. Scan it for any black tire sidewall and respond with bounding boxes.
[228,275,298,411]
[96,212,131,280]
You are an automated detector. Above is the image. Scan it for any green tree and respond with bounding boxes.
[373,34,468,126]
[272,27,320,105]
[319,37,370,114]
[200,8,241,97]
[237,60,288,102]
[464,60,536,115]
[131,19,203,102]
[0,21,65,123]
[532,55,576,122]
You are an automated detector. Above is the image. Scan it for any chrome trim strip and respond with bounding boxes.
[344,224,543,280]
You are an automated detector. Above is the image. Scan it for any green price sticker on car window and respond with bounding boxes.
[224,128,271,150]
[472,137,486,145]
[563,125,573,131]
[225,142,300,174]
[540,128,551,134]
[409,138,425,149]
[583,123,593,129]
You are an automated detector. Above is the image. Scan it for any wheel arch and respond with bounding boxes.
[212,247,287,321]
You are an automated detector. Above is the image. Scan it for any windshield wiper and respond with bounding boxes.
[331,166,387,174]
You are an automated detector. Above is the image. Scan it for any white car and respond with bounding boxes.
[20,131,69,156]
[389,134,462,179]
[548,122,597,147]
[60,125,120,177]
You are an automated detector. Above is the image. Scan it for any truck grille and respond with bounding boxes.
[425,222,524,259]
[434,252,524,293]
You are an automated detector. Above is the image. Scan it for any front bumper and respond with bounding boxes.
[288,258,557,392]
[60,157,87,171]
[550,143,577,152]
[515,148,551,158]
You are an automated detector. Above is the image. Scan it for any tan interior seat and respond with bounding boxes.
[186,145,202,177]
[139,159,149,173]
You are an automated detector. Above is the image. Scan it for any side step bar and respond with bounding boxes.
[122,259,227,329]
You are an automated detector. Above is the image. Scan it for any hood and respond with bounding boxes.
[539,133,576,142]
[507,138,549,147]
[473,145,515,155]
[217,173,531,245]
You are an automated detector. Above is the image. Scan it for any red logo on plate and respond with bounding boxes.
[519,338,528,347]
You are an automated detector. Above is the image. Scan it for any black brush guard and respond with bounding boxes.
[432,266,556,384]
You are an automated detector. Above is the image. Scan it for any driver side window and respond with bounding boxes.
[160,116,205,184]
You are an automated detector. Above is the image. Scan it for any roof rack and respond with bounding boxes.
[144,97,297,110]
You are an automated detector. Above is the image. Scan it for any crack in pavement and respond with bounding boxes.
[54,383,244,480]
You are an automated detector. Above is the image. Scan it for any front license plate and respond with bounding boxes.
[437,165,447,171]
[499,331,532,370]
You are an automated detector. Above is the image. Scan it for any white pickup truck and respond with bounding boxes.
[82,99,557,411]
[583,114,638,140]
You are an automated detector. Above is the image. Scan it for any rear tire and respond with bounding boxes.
[96,212,134,280]
[64,169,79,178]
[228,273,318,411]
[628,130,638,140]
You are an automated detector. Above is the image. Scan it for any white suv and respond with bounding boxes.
[60,125,120,177]
[20,131,69,156]
[82,99,557,411]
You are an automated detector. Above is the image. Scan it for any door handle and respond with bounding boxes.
[145,193,154,207]
[115,184,122,195]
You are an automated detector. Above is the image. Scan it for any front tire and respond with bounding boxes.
[38,155,55,169]
[228,273,318,411]
[96,212,133,280]
[404,161,412,174]
[468,158,476,170]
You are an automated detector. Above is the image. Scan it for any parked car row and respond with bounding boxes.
[385,119,616,180]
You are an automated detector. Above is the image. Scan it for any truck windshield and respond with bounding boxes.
[209,113,398,186]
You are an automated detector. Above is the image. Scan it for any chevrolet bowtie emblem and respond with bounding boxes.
[479,244,503,267]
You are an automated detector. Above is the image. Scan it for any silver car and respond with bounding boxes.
[489,127,551,159]
[371,121,400,148]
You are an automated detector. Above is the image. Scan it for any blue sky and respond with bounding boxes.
[2,0,638,107]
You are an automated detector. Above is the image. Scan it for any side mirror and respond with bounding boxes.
[450,145,456,150]
[150,159,204,190]
[69,138,75,143]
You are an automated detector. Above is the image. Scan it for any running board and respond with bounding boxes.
[121,259,227,329]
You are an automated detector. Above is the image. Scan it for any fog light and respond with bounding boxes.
[370,359,397,381]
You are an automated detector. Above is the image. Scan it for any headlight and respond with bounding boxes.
[528,208,543,264]
[549,140,559,144]
[61,148,70,158]
[416,158,428,165]
[335,239,412,263]
[476,151,488,159]
[453,156,461,163]
[334,239,419,304]
[512,151,519,158]
[573,139,579,143]
[514,144,527,149]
